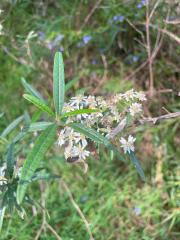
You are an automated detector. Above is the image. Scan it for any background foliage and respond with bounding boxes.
[0,0,179,239]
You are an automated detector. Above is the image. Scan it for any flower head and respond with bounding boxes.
[135,91,147,101]
[120,135,136,153]
[129,102,142,116]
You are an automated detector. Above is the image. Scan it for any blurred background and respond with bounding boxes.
[0,0,179,239]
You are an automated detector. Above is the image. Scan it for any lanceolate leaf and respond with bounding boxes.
[0,113,4,119]
[0,207,6,232]
[16,124,57,204]
[69,122,108,144]
[128,151,146,181]
[6,143,15,178]
[28,122,54,132]
[65,77,79,92]
[23,94,54,116]
[53,52,65,115]
[61,109,99,118]
[1,116,24,138]
[21,78,46,103]
[69,123,125,162]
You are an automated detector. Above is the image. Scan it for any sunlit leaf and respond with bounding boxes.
[17,124,57,204]
[53,52,65,115]
[23,94,54,116]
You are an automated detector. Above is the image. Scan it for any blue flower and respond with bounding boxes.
[113,15,124,22]
[137,0,146,9]
[82,35,92,44]
[133,206,141,215]
[132,55,139,63]
[38,31,45,41]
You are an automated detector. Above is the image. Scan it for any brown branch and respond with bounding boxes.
[60,180,94,240]
[139,112,180,124]
[80,0,103,30]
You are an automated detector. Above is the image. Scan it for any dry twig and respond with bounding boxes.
[60,180,94,240]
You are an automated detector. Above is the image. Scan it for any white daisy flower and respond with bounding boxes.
[86,96,97,108]
[129,102,142,116]
[57,129,66,146]
[135,92,147,101]
[73,144,90,160]
[70,95,87,107]
[119,135,136,153]
[123,89,135,101]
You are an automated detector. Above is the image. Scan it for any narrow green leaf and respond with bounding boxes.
[69,123,125,162]
[28,122,54,132]
[6,143,15,178]
[23,94,54,116]
[65,77,79,92]
[53,52,65,115]
[0,113,4,119]
[17,124,57,204]
[69,122,109,145]
[21,78,46,103]
[0,207,6,232]
[128,151,146,181]
[61,108,99,118]
[1,116,24,138]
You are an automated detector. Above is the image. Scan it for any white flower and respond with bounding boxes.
[73,144,90,160]
[57,129,66,146]
[123,89,135,101]
[62,103,75,113]
[135,92,147,101]
[70,95,87,107]
[119,135,136,153]
[86,96,97,108]
[129,102,142,116]
[64,146,75,159]
[0,164,7,186]
[65,127,81,146]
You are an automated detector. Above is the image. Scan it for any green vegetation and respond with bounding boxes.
[0,0,179,239]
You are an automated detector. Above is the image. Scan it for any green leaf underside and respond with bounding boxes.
[0,207,6,232]
[128,151,145,181]
[53,52,65,115]
[1,115,24,137]
[61,109,99,118]
[23,94,54,116]
[28,122,54,132]
[17,124,57,204]
[21,78,46,103]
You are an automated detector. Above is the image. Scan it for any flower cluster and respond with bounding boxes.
[77,35,92,48]
[57,89,146,167]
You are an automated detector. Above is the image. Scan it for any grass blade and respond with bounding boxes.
[21,78,46,103]
[23,94,54,116]
[128,151,146,181]
[1,116,24,138]
[53,52,65,115]
[16,124,57,204]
